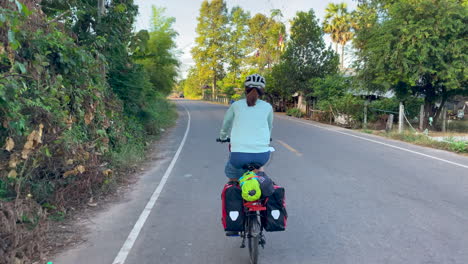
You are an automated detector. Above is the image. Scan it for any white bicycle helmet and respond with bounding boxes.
[244,74,266,89]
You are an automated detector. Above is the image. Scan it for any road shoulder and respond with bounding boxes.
[51,104,189,264]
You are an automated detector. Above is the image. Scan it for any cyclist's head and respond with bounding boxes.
[244,74,265,107]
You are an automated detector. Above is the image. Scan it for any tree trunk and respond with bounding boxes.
[213,75,217,99]
[433,95,448,128]
[422,100,432,129]
[422,98,446,130]
[341,44,345,71]
[441,107,447,132]
[363,100,368,129]
[419,104,424,131]
[234,69,238,85]
[97,0,105,19]
[311,98,316,119]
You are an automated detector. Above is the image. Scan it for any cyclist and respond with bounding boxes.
[219,74,273,183]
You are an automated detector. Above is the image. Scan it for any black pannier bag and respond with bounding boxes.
[262,185,287,232]
[256,171,275,198]
[221,183,245,231]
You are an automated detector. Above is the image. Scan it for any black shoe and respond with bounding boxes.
[225,231,240,237]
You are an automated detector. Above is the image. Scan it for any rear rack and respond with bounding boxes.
[244,201,266,211]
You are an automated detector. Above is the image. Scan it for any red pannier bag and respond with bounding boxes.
[262,185,287,232]
[221,183,245,231]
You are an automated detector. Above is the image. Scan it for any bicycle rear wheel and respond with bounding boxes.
[248,215,260,264]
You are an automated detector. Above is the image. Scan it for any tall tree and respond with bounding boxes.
[247,12,286,71]
[138,6,179,96]
[279,9,338,94]
[226,6,250,84]
[183,67,205,98]
[323,3,353,70]
[354,0,468,128]
[191,0,229,98]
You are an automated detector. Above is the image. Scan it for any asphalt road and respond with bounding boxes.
[54,100,468,264]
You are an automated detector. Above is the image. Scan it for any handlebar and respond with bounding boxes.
[216,138,272,143]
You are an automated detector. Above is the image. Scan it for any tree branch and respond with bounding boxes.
[49,10,71,24]
[1,74,34,79]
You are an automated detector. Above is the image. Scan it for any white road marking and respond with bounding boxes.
[277,115,468,170]
[112,104,191,264]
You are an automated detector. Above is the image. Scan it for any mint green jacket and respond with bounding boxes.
[220,99,273,153]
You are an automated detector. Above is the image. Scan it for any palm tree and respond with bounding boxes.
[323,3,353,70]
[337,13,353,70]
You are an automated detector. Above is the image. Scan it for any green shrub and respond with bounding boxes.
[286,108,304,118]
[0,2,179,262]
[316,94,365,124]
[0,2,177,208]
[141,96,177,135]
[368,97,424,122]
[368,98,400,122]
[449,141,468,153]
[445,137,468,153]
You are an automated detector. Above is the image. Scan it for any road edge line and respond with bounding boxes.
[276,115,468,170]
[112,103,191,264]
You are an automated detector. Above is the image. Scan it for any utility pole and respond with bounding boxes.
[398,102,404,133]
[386,114,394,133]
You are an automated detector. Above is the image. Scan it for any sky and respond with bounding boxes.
[133,0,357,78]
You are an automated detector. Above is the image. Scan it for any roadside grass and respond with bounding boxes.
[286,108,304,118]
[102,101,178,193]
[360,129,468,154]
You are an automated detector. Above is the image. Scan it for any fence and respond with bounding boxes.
[203,95,230,105]
[203,95,467,135]
[302,100,467,134]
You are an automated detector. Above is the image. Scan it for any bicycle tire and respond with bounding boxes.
[248,215,260,264]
